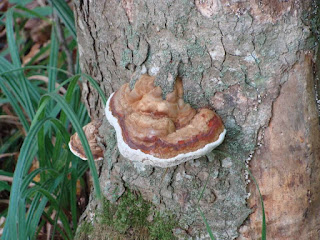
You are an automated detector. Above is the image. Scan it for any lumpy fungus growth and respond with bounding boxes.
[69,120,104,160]
[105,74,226,168]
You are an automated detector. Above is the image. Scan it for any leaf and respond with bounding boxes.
[197,206,216,240]
[52,75,80,164]
[48,26,59,95]
[9,0,33,5]
[212,150,267,240]
[81,73,108,105]
[2,117,46,239]
[0,181,11,192]
[0,77,29,131]
[6,8,35,119]
[16,6,53,18]
[70,158,79,232]
[46,92,101,199]
[48,0,76,39]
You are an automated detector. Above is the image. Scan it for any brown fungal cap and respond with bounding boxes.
[69,120,104,160]
[105,74,226,167]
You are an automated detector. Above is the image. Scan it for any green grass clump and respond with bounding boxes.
[0,2,104,239]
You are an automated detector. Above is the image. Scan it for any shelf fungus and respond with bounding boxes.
[69,120,104,160]
[105,74,226,168]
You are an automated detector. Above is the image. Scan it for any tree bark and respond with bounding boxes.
[73,0,320,239]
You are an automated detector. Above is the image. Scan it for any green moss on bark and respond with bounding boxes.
[76,190,178,240]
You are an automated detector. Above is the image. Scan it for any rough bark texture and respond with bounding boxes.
[74,0,320,239]
[239,54,320,239]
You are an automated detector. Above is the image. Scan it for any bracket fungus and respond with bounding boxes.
[105,74,226,168]
[69,120,104,160]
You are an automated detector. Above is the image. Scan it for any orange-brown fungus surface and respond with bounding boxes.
[69,120,103,160]
[109,74,225,159]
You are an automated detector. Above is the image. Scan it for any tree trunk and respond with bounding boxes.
[73,0,320,239]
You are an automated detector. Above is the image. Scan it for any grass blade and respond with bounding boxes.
[81,73,108,105]
[0,181,11,192]
[197,206,216,240]
[48,25,59,103]
[0,77,29,131]
[0,98,9,104]
[0,170,13,177]
[0,56,30,118]
[2,118,47,239]
[196,153,216,239]
[26,183,73,239]
[0,130,22,154]
[40,209,69,239]
[51,154,71,240]
[49,0,76,39]
[70,158,78,232]
[46,92,101,199]
[248,168,266,240]
[212,150,266,240]
[26,118,71,238]
[15,5,53,20]
[52,75,80,164]
[0,65,72,77]
[5,8,20,67]
[24,43,51,66]
[6,8,35,119]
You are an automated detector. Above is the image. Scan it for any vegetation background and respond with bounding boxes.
[0,0,106,239]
